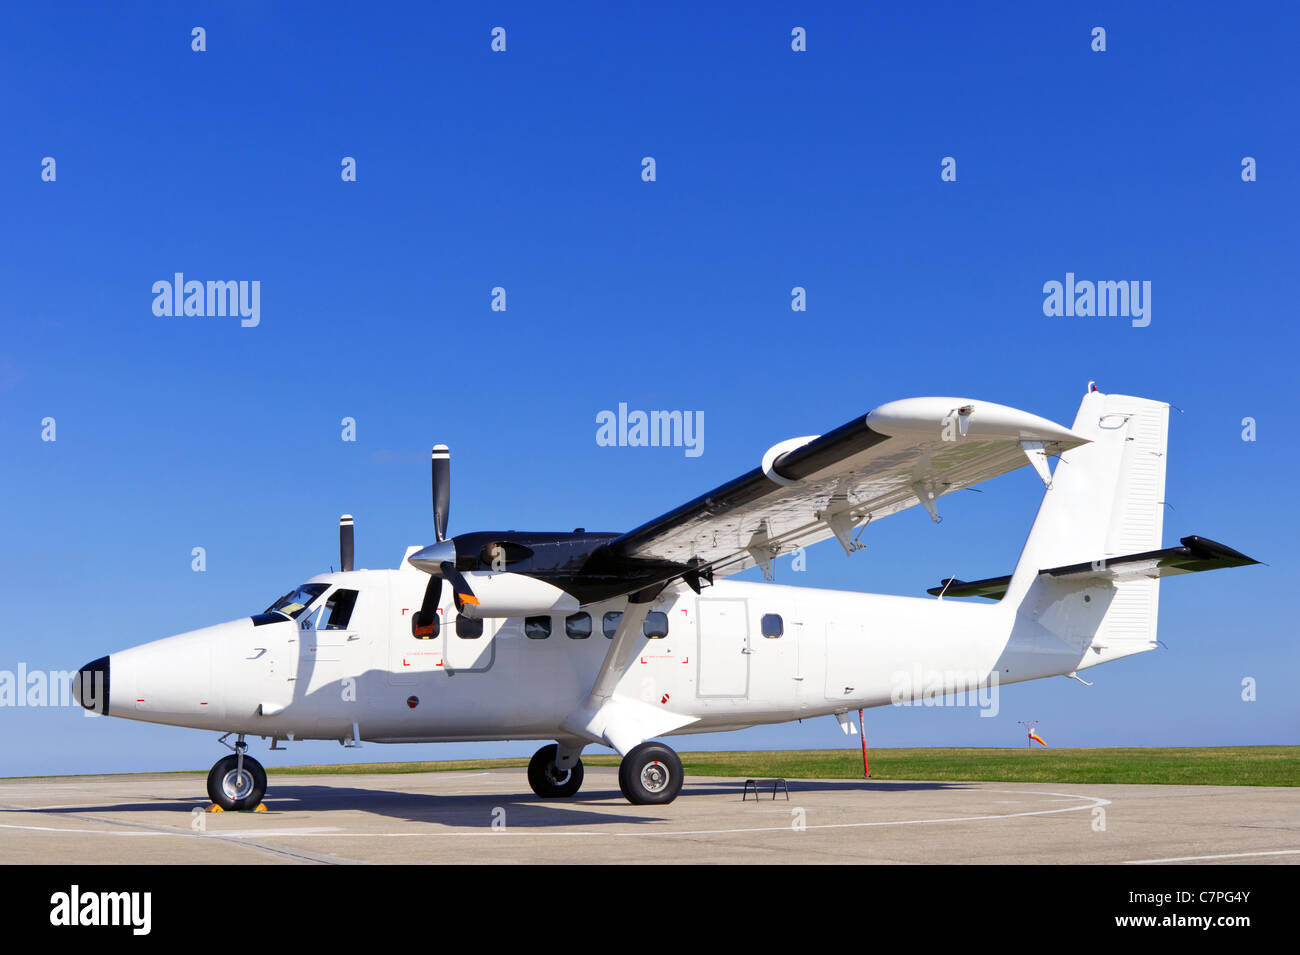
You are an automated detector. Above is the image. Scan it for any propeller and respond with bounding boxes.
[408,444,478,610]
[432,445,450,542]
[441,561,479,612]
[339,514,354,572]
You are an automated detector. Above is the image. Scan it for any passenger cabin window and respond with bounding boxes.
[602,611,622,638]
[412,577,440,639]
[565,612,592,639]
[761,613,783,639]
[412,610,439,639]
[456,615,484,639]
[525,615,551,640]
[323,589,359,630]
[643,611,669,639]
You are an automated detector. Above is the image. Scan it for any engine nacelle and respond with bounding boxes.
[456,572,580,620]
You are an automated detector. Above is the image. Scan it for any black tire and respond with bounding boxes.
[527,744,584,798]
[206,753,267,811]
[618,742,683,805]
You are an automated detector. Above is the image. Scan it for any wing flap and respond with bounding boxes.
[610,397,1087,581]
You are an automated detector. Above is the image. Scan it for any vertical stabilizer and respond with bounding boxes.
[1006,390,1169,597]
[1002,391,1169,663]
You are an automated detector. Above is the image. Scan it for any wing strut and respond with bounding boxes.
[587,601,650,706]
[560,597,697,755]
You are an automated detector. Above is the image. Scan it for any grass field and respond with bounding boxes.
[272,746,1299,787]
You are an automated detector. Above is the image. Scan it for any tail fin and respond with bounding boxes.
[1004,390,1170,663]
[1009,390,1170,585]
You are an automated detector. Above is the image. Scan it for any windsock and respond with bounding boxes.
[1029,732,1047,747]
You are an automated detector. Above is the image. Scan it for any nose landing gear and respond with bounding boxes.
[207,735,268,811]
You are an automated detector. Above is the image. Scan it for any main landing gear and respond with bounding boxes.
[207,735,267,811]
[527,743,585,798]
[618,741,684,805]
[527,740,685,804]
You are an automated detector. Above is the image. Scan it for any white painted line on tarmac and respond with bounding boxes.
[1124,849,1300,865]
[0,788,1110,842]
[0,823,164,836]
[204,828,343,838]
[176,789,1115,839]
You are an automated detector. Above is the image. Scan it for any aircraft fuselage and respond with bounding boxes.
[93,567,1082,746]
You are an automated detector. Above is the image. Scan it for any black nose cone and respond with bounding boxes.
[74,656,110,715]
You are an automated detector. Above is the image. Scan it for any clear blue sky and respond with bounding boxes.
[2,2,1296,775]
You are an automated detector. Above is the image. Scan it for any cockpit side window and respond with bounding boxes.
[323,589,359,630]
[266,583,328,619]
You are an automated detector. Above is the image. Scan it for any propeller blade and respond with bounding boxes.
[420,574,443,613]
[432,445,450,542]
[412,574,442,637]
[339,514,354,572]
[440,560,479,611]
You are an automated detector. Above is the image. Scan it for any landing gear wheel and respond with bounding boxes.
[527,744,584,798]
[618,742,683,805]
[207,753,267,811]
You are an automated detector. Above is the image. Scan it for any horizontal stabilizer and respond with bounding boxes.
[1041,536,1259,581]
[928,575,1012,600]
[928,535,1258,600]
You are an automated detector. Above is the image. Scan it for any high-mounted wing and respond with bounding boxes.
[607,397,1088,585]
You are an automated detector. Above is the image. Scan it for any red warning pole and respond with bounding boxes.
[858,708,870,778]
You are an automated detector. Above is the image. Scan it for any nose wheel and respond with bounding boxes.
[618,741,684,805]
[207,739,267,811]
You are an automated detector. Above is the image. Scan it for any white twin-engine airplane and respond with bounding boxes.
[75,386,1256,810]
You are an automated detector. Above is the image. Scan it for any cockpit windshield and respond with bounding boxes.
[265,583,329,619]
